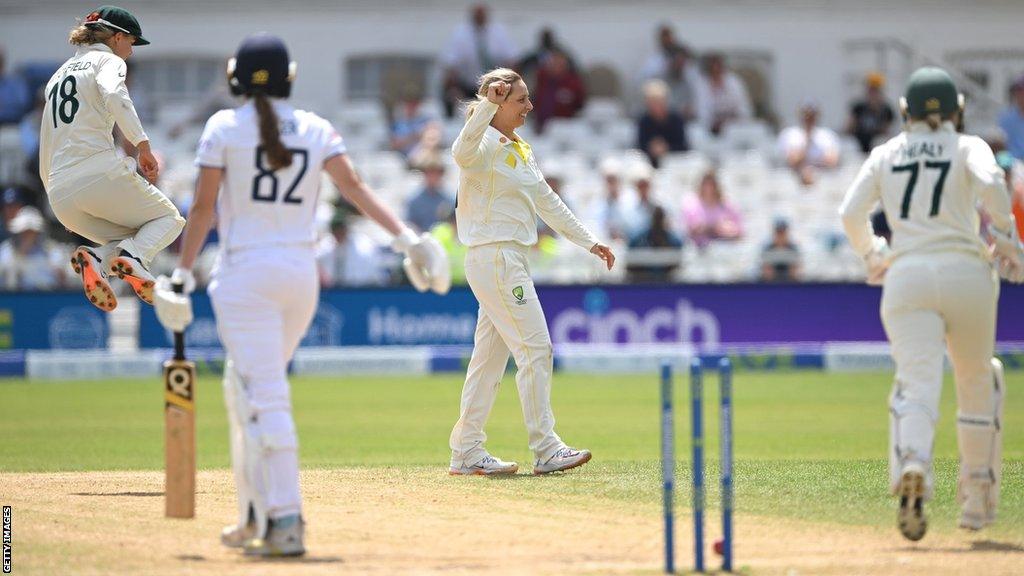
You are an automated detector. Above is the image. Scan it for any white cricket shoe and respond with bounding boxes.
[897,462,928,542]
[533,446,592,475]
[70,247,117,312]
[220,520,256,549]
[449,454,519,476]
[959,481,995,531]
[243,514,305,557]
[108,249,156,305]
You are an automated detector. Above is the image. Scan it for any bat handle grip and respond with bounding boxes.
[171,279,186,360]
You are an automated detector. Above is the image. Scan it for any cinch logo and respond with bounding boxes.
[550,289,720,347]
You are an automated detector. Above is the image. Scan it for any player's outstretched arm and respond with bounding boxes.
[174,166,221,288]
[325,154,407,238]
[325,154,450,294]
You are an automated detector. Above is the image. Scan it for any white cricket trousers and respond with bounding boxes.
[450,242,564,465]
[46,151,184,267]
[210,246,318,523]
[881,250,1000,498]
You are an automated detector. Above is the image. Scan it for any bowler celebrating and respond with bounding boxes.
[448,68,615,476]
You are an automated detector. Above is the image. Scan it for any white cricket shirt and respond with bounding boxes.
[38,43,148,188]
[195,100,346,252]
[840,121,1013,260]
[452,100,598,250]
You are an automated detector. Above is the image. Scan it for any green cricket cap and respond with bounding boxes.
[84,5,149,46]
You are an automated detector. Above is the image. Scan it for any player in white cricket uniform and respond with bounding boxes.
[839,67,1024,541]
[152,34,448,557]
[40,6,184,310]
[448,68,616,476]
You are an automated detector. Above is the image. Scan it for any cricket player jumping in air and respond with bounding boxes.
[447,68,616,476]
[152,33,449,557]
[40,6,184,311]
[840,66,1024,541]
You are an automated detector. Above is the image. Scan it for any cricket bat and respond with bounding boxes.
[164,281,196,518]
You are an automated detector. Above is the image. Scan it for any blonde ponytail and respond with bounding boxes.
[465,67,522,119]
[254,94,292,170]
[68,23,114,46]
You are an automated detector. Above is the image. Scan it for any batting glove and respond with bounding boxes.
[170,267,196,294]
[154,275,194,333]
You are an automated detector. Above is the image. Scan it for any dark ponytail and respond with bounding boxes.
[253,94,292,170]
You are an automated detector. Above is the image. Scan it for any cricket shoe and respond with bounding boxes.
[221,519,257,549]
[108,250,155,305]
[959,481,995,531]
[243,514,305,557]
[449,454,519,476]
[897,462,928,541]
[533,446,592,475]
[70,247,117,312]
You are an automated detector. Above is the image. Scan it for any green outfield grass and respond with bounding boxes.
[0,370,1021,535]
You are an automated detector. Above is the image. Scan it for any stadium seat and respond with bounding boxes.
[583,98,626,131]
[721,120,773,154]
[545,118,594,153]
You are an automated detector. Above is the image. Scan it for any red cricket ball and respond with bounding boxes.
[713,538,724,556]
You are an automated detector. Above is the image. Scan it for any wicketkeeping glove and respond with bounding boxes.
[153,275,194,333]
[988,224,1024,283]
[393,229,452,295]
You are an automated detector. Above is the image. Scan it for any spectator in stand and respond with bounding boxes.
[695,53,752,136]
[663,45,701,121]
[778,101,840,186]
[0,187,31,244]
[407,122,446,170]
[637,80,688,169]
[999,76,1024,160]
[440,4,517,118]
[0,206,67,290]
[0,47,31,126]
[406,159,454,233]
[517,27,577,81]
[627,205,683,283]
[846,72,895,154]
[760,218,801,282]
[623,162,660,238]
[315,216,387,287]
[532,48,586,133]
[640,24,680,81]
[589,157,637,241]
[390,83,438,158]
[681,170,744,248]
